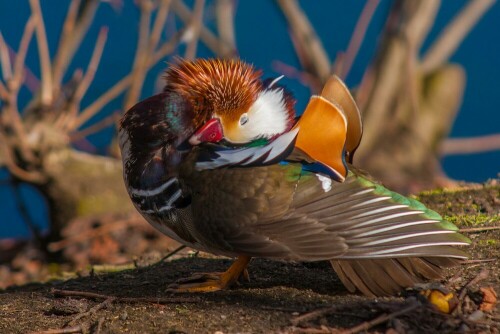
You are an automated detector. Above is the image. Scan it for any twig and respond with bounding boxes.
[440,134,500,155]
[292,306,340,326]
[272,60,322,93]
[67,297,114,326]
[29,325,86,334]
[421,0,495,74]
[73,27,108,106]
[52,0,100,90]
[463,259,497,264]
[337,0,380,80]
[149,0,172,56]
[11,16,36,93]
[73,30,183,129]
[0,32,13,81]
[0,130,46,183]
[51,288,199,304]
[30,0,53,105]
[184,0,205,60]
[172,0,223,55]
[216,0,237,58]
[340,302,419,334]
[94,317,105,334]
[69,112,119,142]
[161,244,187,262]
[276,0,330,83]
[123,0,171,110]
[74,74,132,129]
[456,269,489,315]
[460,226,500,233]
[0,81,8,100]
[123,0,153,110]
[63,26,108,129]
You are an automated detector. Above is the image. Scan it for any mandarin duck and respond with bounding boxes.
[118,58,469,297]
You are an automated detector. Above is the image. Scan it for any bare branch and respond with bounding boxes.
[29,0,53,105]
[123,0,154,110]
[74,27,108,105]
[0,130,46,183]
[73,29,184,130]
[64,27,108,129]
[441,133,500,155]
[74,75,131,129]
[149,0,172,55]
[172,0,222,54]
[0,81,8,100]
[422,0,495,73]
[70,112,119,142]
[336,0,380,79]
[276,0,331,83]
[0,32,13,81]
[150,29,185,64]
[11,16,36,93]
[216,0,237,58]
[52,0,100,90]
[51,0,81,89]
[124,0,172,111]
[184,0,206,60]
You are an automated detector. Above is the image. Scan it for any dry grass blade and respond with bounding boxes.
[422,0,495,74]
[29,0,53,105]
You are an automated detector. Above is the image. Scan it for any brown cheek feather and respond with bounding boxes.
[294,96,347,179]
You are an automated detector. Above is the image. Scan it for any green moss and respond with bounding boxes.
[478,239,498,246]
[444,214,499,227]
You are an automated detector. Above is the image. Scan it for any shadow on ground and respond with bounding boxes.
[1,183,499,333]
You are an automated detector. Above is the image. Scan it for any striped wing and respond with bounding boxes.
[195,128,298,170]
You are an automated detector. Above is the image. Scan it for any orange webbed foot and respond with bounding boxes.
[167,256,251,293]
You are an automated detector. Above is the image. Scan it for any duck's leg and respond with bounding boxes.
[167,255,251,293]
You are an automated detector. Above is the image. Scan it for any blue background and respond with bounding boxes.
[0,1,499,238]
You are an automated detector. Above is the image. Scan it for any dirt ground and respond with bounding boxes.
[0,182,499,334]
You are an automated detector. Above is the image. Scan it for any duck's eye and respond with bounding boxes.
[239,113,249,126]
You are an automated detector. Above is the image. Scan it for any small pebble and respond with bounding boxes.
[120,311,128,321]
[468,310,484,322]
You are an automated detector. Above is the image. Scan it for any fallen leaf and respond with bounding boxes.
[479,286,497,311]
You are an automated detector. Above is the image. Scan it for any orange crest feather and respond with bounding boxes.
[164,59,262,120]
